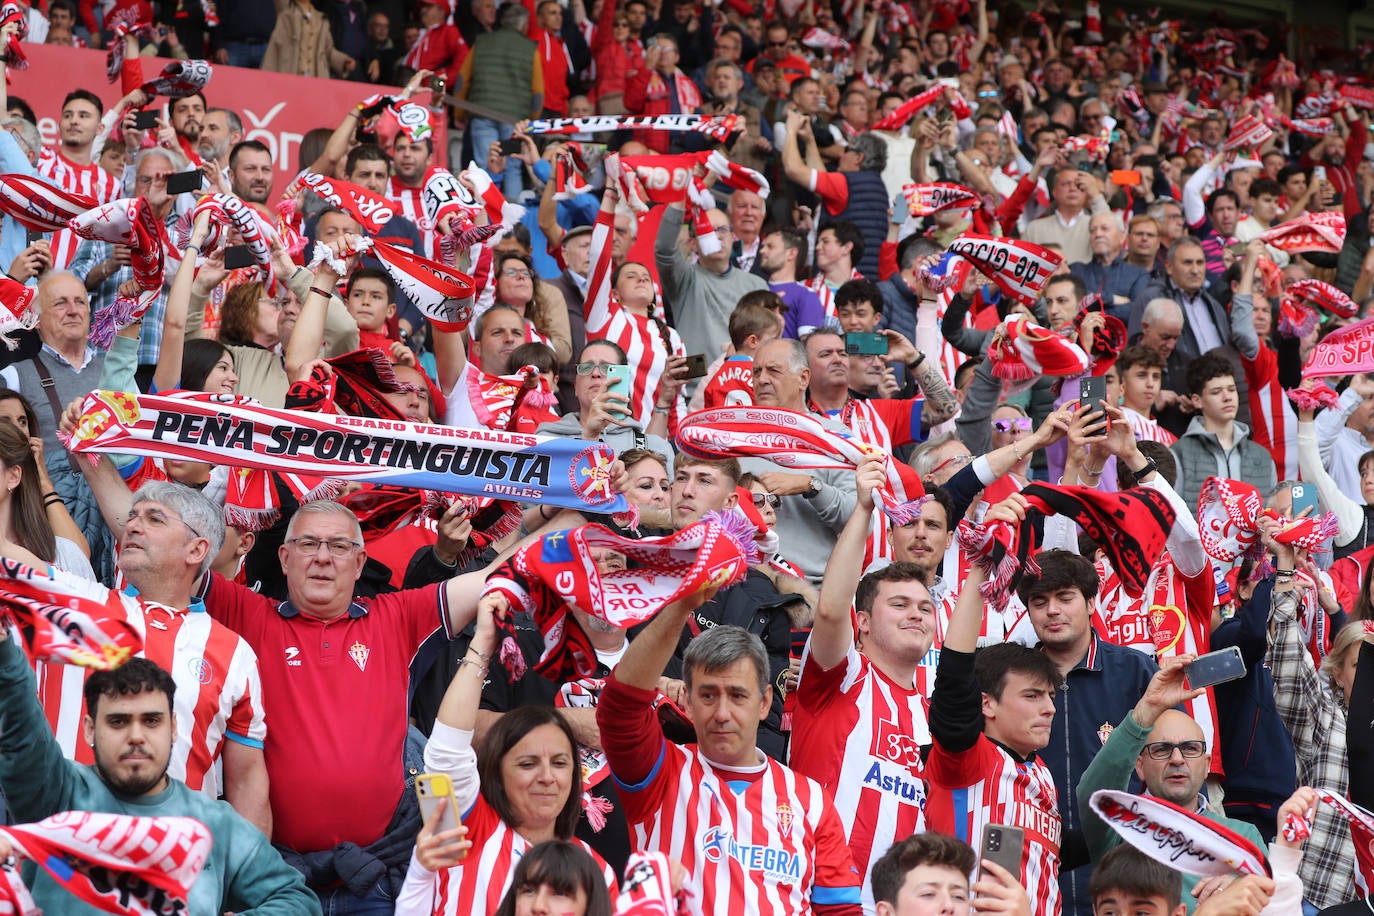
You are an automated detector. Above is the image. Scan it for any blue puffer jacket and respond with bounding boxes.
[1039,635,1158,916]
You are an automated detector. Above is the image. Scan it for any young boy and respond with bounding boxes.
[869,833,1031,916]
[1234,178,1289,267]
[1170,352,1277,511]
[1088,846,1185,916]
[1116,344,1176,445]
[693,295,784,409]
[345,267,399,355]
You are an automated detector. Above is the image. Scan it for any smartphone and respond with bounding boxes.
[223,245,255,270]
[684,354,709,380]
[1313,165,1327,184]
[979,824,1024,880]
[845,332,889,356]
[25,228,43,245]
[415,773,463,852]
[1079,375,1108,410]
[1185,646,1247,690]
[499,137,524,156]
[1290,483,1319,519]
[1111,169,1142,187]
[132,109,160,131]
[165,170,204,195]
[604,364,633,418]
[429,74,446,101]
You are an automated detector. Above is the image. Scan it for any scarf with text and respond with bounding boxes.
[0,812,212,916]
[945,233,1063,307]
[1286,277,1358,319]
[0,174,96,233]
[674,406,928,524]
[903,182,981,216]
[1303,317,1374,377]
[0,557,142,669]
[1088,790,1269,878]
[140,59,212,99]
[352,235,475,332]
[524,113,736,142]
[66,390,629,514]
[1258,212,1347,254]
[1196,476,1339,563]
[957,483,1176,610]
[296,172,395,234]
[483,516,754,682]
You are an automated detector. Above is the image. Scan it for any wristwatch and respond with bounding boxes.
[802,477,822,499]
[1130,457,1159,482]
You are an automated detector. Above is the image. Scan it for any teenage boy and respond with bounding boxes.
[1117,344,1176,445]
[1170,351,1277,510]
[869,833,1032,916]
[345,267,398,354]
[925,494,1064,915]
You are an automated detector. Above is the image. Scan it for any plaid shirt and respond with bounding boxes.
[1266,588,1356,908]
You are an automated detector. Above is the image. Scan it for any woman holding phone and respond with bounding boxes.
[395,593,617,916]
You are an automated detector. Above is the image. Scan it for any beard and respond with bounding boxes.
[94,748,169,796]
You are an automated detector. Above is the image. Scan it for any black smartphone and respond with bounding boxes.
[1079,375,1107,411]
[499,137,524,156]
[845,332,889,356]
[1290,483,1319,519]
[25,228,43,245]
[132,109,160,131]
[429,74,446,101]
[223,245,255,270]
[684,354,709,380]
[1184,646,1247,689]
[165,170,204,195]
[979,824,1024,881]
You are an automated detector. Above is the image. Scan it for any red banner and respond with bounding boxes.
[11,43,446,200]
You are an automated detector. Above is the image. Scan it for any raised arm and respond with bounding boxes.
[152,214,213,394]
[810,453,884,671]
[285,238,354,381]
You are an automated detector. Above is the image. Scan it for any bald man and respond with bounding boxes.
[1077,658,1265,914]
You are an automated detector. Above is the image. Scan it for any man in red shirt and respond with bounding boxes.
[746,20,810,85]
[530,0,573,116]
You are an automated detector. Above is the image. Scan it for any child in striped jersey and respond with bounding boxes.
[925,495,1065,915]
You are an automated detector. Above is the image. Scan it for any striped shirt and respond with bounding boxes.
[36,149,122,269]
[395,723,616,916]
[33,592,265,797]
[586,207,684,426]
[1123,407,1177,446]
[1241,343,1299,480]
[789,643,929,915]
[599,675,863,916]
[388,176,439,259]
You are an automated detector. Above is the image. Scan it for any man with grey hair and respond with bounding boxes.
[746,337,857,585]
[782,105,890,278]
[0,115,52,285]
[198,107,244,169]
[28,479,273,835]
[598,595,863,913]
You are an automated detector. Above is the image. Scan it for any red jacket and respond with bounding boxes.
[590,0,642,98]
[623,67,702,152]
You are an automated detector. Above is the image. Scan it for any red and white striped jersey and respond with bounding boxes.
[619,744,861,916]
[36,148,121,269]
[419,796,615,915]
[1123,407,1177,446]
[388,177,438,259]
[33,598,265,796]
[925,737,1062,915]
[585,207,685,426]
[1242,344,1299,480]
[789,643,929,913]
[1093,553,1222,777]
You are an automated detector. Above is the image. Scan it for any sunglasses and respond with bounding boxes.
[752,492,781,508]
[993,417,1032,433]
[1141,740,1206,760]
[767,39,789,47]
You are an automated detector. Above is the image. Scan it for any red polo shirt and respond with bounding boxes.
[203,575,451,853]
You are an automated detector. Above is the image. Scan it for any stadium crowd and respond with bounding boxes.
[2,0,1374,914]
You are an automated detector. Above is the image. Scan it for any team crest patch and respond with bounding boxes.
[187,657,213,685]
[775,803,793,834]
[568,445,617,506]
[1097,722,1113,746]
[349,641,370,672]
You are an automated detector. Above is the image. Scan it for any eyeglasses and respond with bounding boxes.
[574,361,618,376]
[977,90,1000,99]
[501,267,534,280]
[286,536,363,558]
[712,225,734,237]
[930,452,972,475]
[126,507,201,540]
[752,492,781,508]
[1142,740,1207,760]
[993,417,1032,433]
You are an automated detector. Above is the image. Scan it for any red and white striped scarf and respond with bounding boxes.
[0,558,143,669]
[674,406,928,524]
[0,173,96,232]
[0,812,211,916]
[1259,212,1347,255]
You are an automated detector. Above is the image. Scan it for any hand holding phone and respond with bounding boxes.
[845,332,889,356]
[1290,483,1318,519]
[1079,376,1108,411]
[1185,647,1247,689]
[979,824,1024,882]
[604,364,633,419]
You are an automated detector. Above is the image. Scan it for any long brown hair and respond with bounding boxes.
[218,280,268,347]
[0,422,55,562]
